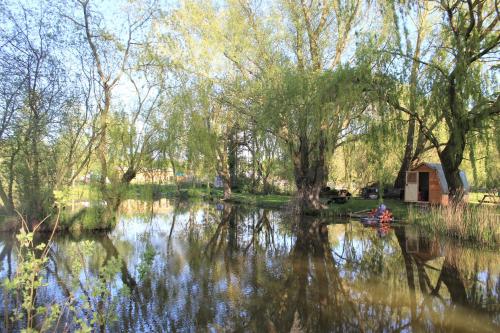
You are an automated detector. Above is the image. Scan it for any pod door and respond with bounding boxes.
[404,171,419,202]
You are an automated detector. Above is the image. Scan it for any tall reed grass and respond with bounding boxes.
[408,203,500,245]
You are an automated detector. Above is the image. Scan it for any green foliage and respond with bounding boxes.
[325,198,408,218]
[2,221,131,331]
[3,227,52,331]
[63,240,128,330]
[260,65,369,152]
[78,207,114,231]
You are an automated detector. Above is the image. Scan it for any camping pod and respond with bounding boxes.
[404,163,469,205]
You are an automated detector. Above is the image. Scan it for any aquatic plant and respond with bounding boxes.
[408,203,500,245]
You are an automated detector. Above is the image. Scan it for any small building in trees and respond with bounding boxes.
[404,163,469,205]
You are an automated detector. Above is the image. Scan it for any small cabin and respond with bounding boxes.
[404,163,469,205]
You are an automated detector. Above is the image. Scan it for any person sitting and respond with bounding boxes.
[375,203,387,218]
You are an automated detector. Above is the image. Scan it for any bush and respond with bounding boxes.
[68,206,115,232]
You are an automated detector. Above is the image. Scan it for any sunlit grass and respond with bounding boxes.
[227,192,290,208]
[325,198,408,217]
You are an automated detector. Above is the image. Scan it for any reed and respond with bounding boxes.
[408,203,500,245]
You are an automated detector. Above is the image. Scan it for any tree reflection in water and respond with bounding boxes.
[0,201,498,332]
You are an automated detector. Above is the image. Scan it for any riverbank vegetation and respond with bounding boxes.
[0,1,498,237]
[409,203,500,245]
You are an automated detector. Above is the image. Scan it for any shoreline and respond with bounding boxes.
[1,186,498,246]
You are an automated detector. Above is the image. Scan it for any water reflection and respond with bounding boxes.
[0,200,499,332]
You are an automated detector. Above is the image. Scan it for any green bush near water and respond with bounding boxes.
[59,206,116,232]
[77,206,116,231]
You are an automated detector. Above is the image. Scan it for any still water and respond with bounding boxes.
[1,199,499,332]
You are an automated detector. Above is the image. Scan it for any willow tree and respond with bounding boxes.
[385,0,499,199]
[261,67,369,210]
[151,89,189,193]
[242,0,368,210]
[201,81,241,200]
[165,0,273,199]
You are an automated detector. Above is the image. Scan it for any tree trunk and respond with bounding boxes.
[0,181,14,214]
[251,151,257,193]
[6,145,18,212]
[262,174,271,194]
[0,145,16,214]
[97,90,111,195]
[296,182,324,210]
[439,131,467,202]
[216,141,232,200]
[167,150,180,193]
[222,173,232,200]
[228,133,238,189]
[394,116,416,189]
[27,110,45,225]
[292,133,327,212]
[393,10,425,190]
[468,144,478,187]
[250,136,258,193]
[121,168,137,184]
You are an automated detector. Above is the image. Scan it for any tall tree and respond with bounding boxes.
[384,0,499,200]
[260,66,369,210]
[67,0,156,209]
[259,0,369,210]
[0,2,89,222]
[388,1,433,189]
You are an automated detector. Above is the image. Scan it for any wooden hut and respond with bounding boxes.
[404,163,469,205]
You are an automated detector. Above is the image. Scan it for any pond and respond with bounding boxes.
[1,199,499,332]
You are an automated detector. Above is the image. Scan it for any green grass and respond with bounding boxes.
[54,184,102,203]
[227,192,408,217]
[469,192,484,203]
[324,198,408,218]
[468,191,500,204]
[225,192,291,208]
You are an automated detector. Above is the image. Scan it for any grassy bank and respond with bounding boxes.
[408,203,500,245]
[208,188,407,216]
[224,192,291,208]
[324,198,408,218]
[59,184,216,201]
[53,184,410,220]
